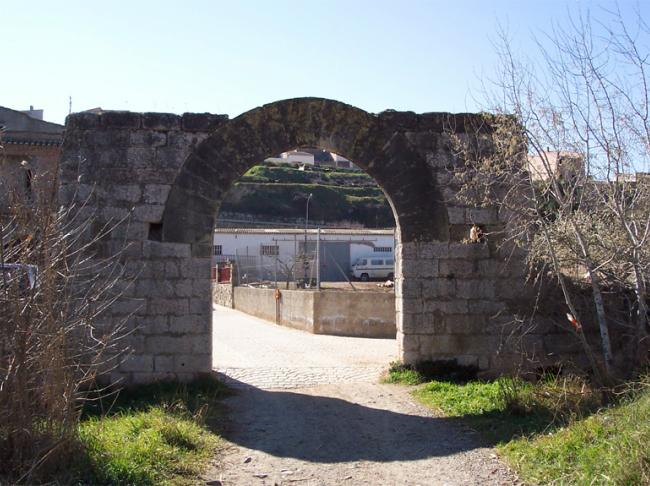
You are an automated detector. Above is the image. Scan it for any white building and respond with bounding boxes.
[213,228,395,282]
[265,150,315,166]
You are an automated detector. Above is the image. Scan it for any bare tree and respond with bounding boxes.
[0,146,132,482]
[452,8,650,383]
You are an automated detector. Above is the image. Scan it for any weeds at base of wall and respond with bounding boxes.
[383,360,480,385]
[72,377,230,486]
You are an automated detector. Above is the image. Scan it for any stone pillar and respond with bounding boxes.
[59,111,227,384]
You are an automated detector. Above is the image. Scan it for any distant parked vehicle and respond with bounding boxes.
[0,263,38,291]
[351,256,394,281]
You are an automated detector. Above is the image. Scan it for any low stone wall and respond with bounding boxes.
[213,282,233,308]
[231,287,395,338]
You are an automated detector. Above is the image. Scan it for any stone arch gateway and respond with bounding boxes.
[59,97,535,385]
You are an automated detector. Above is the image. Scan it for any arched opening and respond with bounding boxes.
[210,146,400,383]
[157,98,451,381]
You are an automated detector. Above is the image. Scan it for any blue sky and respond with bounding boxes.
[2,0,647,124]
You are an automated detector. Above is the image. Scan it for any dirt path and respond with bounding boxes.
[208,307,519,485]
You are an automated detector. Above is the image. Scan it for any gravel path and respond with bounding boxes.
[208,306,519,485]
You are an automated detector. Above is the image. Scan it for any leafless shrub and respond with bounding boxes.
[0,144,131,482]
[451,8,650,384]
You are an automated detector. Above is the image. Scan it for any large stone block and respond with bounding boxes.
[447,207,466,225]
[426,299,468,314]
[146,335,191,354]
[130,130,167,148]
[456,279,495,299]
[189,298,212,314]
[133,204,165,223]
[120,354,153,373]
[400,312,439,333]
[467,208,498,225]
[173,353,212,373]
[448,242,490,259]
[148,298,189,316]
[444,314,488,335]
[143,241,192,258]
[169,314,210,334]
[110,297,145,316]
[438,258,476,277]
[143,112,182,130]
[154,355,175,372]
[136,316,169,335]
[421,278,455,298]
[143,184,171,205]
[468,299,507,315]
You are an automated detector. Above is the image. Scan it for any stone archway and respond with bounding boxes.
[157,98,458,377]
[59,98,532,384]
[159,98,448,247]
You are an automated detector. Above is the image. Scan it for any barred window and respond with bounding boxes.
[213,245,222,256]
[260,244,279,256]
[374,246,392,253]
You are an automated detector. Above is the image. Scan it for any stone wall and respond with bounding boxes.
[58,97,583,384]
[213,282,234,308]
[59,111,227,384]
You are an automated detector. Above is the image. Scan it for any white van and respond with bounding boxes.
[351,256,394,281]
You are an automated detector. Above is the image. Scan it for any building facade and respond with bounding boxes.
[213,227,395,282]
[0,106,64,213]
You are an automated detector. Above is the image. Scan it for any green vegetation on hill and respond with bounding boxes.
[221,163,394,227]
[241,164,376,186]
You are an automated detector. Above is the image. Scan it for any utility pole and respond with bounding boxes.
[303,193,313,285]
[316,227,321,290]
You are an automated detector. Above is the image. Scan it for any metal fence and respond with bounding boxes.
[213,245,322,288]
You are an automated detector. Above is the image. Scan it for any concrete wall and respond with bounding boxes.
[233,287,315,332]
[313,291,395,338]
[232,287,395,338]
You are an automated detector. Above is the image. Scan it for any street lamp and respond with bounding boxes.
[304,193,313,283]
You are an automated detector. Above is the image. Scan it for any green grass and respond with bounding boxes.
[413,377,563,444]
[382,360,481,385]
[500,385,650,485]
[383,367,425,385]
[398,369,650,485]
[74,377,230,486]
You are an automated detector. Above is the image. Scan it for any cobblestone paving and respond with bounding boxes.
[212,305,397,389]
[209,305,520,485]
[213,366,388,389]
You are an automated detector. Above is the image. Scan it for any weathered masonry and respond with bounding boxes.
[59,97,543,384]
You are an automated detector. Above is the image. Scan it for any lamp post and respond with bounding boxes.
[303,193,313,283]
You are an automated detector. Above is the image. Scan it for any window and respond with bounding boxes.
[213,245,222,256]
[371,259,384,265]
[386,259,394,265]
[374,246,392,253]
[260,244,279,256]
[356,259,367,266]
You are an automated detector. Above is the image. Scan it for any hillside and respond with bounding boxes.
[218,163,395,228]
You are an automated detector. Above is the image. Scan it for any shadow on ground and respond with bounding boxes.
[218,378,483,463]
